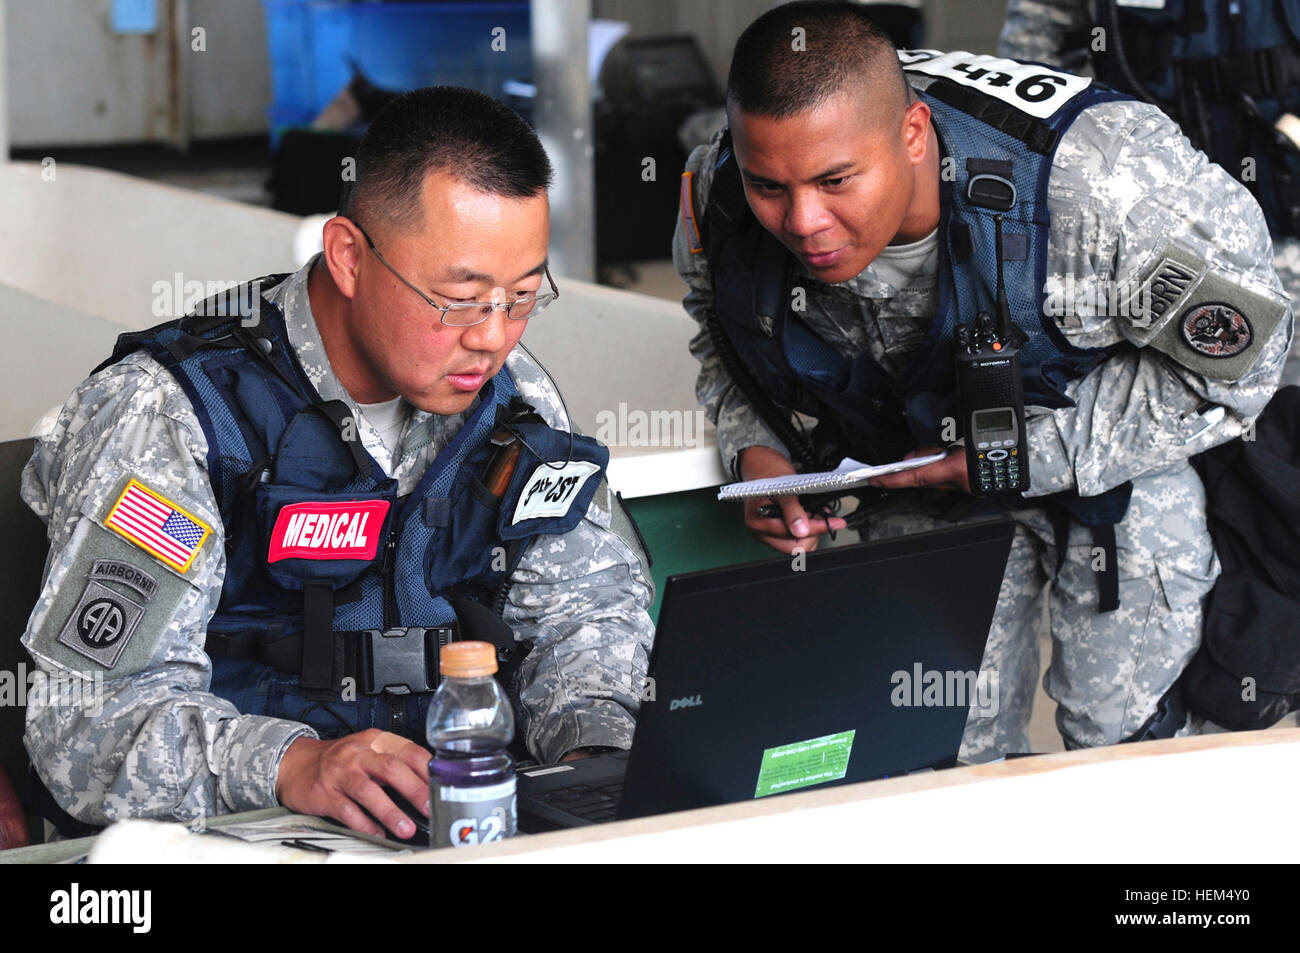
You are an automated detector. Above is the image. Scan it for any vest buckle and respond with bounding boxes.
[359,626,451,695]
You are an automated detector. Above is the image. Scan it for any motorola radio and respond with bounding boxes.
[954,217,1029,497]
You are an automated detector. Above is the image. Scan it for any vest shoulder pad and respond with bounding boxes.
[700,132,752,263]
[98,272,294,373]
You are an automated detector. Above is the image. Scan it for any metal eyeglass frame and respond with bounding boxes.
[350,220,559,327]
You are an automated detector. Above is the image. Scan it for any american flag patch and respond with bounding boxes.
[105,479,212,573]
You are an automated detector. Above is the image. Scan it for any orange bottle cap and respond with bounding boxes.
[440,641,498,678]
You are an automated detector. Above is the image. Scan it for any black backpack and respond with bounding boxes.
[1184,386,1300,729]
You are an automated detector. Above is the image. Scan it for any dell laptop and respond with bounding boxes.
[517,519,1014,831]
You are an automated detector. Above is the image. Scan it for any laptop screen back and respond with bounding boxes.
[618,520,1014,820]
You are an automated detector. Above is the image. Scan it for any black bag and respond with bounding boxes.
[1185,386,1300,729]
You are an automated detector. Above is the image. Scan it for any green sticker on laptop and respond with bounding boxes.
[754,730,856,798]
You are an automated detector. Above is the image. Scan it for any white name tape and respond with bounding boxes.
[512,461,600,524]
[899,50,1092,120]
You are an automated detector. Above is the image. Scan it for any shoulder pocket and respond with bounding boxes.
[498,425,608,540]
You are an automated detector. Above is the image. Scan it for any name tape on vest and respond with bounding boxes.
[512,461,600,524]
[899,50,1092,120]
[268,499,390,562]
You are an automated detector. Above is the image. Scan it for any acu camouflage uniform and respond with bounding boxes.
[675,71,1292,760]
[21,257,655,826]
[1000,0,1300,388]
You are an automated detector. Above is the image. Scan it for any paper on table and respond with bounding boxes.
[716,452,948,501]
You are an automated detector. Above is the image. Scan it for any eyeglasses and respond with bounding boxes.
[351,221,559,327]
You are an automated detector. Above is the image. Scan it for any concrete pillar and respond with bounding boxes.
[531,0,595,281]
[0,0,10,162]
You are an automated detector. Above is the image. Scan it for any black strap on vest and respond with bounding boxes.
[701,139,750,261]
[448,596,533,699]
[1099,0,1300,106]
[1091,522,1121,613]
[919,78,1062,155]
[300,584,341,700]
[309,397,373,475]
[1049,509,1121,613]
[208,618,453,697]
[704,312,824,469]
[208,605,527,700]
[220,324,371,478]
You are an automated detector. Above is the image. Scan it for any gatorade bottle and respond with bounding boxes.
[426,640,517,848]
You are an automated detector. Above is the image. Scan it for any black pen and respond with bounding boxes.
[280,838,333,854]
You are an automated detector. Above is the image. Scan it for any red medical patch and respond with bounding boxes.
[268,500,390,562]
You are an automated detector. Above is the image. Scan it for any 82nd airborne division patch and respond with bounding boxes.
[56,560,159,668]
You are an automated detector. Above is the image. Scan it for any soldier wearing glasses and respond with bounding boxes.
[20,87,655,841]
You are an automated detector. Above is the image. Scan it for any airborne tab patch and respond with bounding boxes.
[89,559,159,600]
[105,479,212,574]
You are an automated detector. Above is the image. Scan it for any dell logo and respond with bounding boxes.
[669,694,703,711]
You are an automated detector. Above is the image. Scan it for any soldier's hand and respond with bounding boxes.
[738,446,847,554]
[869,446,971,494]
[276,729,430,839]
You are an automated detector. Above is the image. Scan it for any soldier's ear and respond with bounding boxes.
[902,99,931,163]
[321,216,364,300]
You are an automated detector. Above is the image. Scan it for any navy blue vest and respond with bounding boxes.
[100,275,608,740]
[705,53,1135,527]
[1093,0,1300,237]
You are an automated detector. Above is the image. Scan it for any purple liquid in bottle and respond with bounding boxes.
[426,666,517,848]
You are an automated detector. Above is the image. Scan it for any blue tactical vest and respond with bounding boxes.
[702,51,1135,533]
[1091,0,1300,237]
[97,275,608,742]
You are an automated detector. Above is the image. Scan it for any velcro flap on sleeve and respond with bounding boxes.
[1122,244,1287,380]
[28,520,204,678]
[25,471,219,678]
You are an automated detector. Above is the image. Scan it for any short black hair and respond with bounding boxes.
[339,86,552,230]
[727,1,910,120]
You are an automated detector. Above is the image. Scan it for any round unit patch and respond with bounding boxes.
[1180,303,1253,358]
[76,598,130,648]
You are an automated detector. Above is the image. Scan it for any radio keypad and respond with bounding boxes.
[975,445,1022,492]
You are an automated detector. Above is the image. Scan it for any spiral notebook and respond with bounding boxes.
[716,452,947,501]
